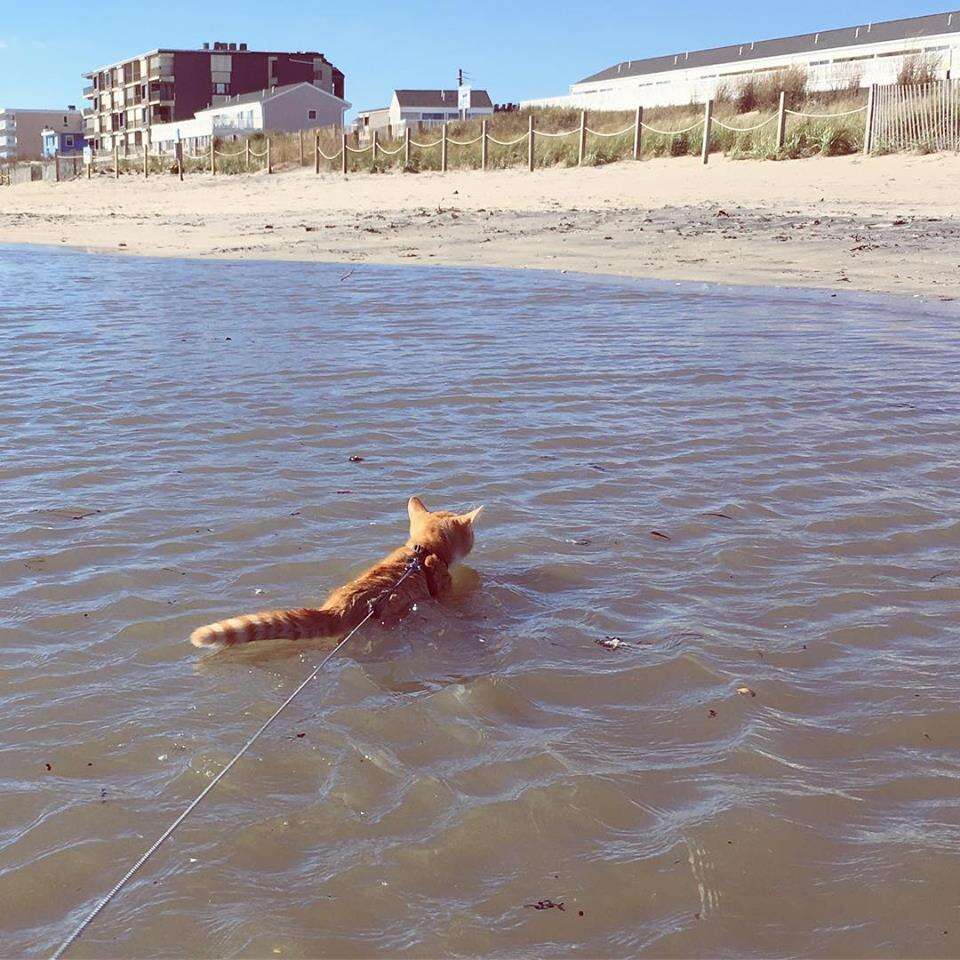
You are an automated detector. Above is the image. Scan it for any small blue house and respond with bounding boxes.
[41,127,86,157]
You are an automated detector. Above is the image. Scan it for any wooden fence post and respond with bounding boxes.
[404,127,411,167]
[528,114,535,172]
[441,122,448,172]
[210,138,216,176]
[87,154,92,180]
[266,137,272,174]
[245,139,251,172]
[341,132,347,175]
[578,110,586,165]
[53,152,60,183]
[177,142,183,181]
[863,83,877,155]
[143,140,149,178]
[372,129,378,169]
[776,91,787,150]
[114,142,119,179]
[299,129,304,167]
[481,119,488,170]
[701,99,713,164]
[633,106,643,160]
[315,132,320,174]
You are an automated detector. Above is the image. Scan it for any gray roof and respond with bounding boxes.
[214,82,306,106]
[395,88,493,108]
[203,81,347,110]
[579,10,960,84]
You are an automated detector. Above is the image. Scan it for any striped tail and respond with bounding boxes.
[190,607,342,649]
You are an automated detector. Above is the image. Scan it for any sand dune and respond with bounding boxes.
[1,152,957,297]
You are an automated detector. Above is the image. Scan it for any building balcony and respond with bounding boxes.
[83,85,96,98]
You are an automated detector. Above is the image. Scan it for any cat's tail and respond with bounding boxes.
[190,607,342,649]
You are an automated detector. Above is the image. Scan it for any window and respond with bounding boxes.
[214,83,229,95]
[308,109,317,120]
[65,135,74,146]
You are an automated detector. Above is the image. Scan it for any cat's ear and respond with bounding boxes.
[460,506,484,525]
[408,496,429,523]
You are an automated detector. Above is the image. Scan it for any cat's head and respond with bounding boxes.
[407,495,483,562]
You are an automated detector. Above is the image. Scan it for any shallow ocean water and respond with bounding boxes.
[3,246,960,958]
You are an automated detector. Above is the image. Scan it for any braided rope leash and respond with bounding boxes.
[49,545,426,960]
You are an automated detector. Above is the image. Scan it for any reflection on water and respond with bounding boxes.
[2,246,960,958]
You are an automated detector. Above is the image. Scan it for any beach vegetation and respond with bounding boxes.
[897,53,940,86]
[107,80,874,182]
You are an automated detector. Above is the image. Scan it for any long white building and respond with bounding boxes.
[523,10,960,111]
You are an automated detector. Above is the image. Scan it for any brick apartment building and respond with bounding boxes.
[83,41,345,153]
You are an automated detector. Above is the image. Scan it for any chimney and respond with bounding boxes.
[67,104,76,110]
[202,42,209,50]
[229,42,237,51]
[239,42,248,51]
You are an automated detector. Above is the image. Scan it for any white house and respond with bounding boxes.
[523,10,960,112]
[149,81,350,151]
[391,88,493,126]
[354,89,494,140]
[353,106,391,139]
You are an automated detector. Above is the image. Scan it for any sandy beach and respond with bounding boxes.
[1,152,958,296]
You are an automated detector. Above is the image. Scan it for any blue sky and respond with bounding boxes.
[0,0,940,115]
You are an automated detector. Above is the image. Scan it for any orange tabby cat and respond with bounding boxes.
[190,496,483,649]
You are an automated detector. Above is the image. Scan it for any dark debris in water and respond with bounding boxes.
[348,455,365,463]
[525,899,565,912]
[594,635,652,651]
[651,530,672,541]
[31,507,102,521]
[595,636,625,651]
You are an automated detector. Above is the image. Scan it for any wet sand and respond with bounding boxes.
[0,153,958,297]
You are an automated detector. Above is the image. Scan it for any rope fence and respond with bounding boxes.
[486,134,528,146]
[585,124,635,137]
[58,83,937,186]
[786,105,868,118]
[713,115,777,132]
[638,118,705,136]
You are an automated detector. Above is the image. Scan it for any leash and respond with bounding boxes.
[50,545,426,960]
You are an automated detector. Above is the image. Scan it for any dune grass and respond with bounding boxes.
[109,86,873,179]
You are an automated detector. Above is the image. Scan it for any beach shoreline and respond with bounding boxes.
[1,152,957,298]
